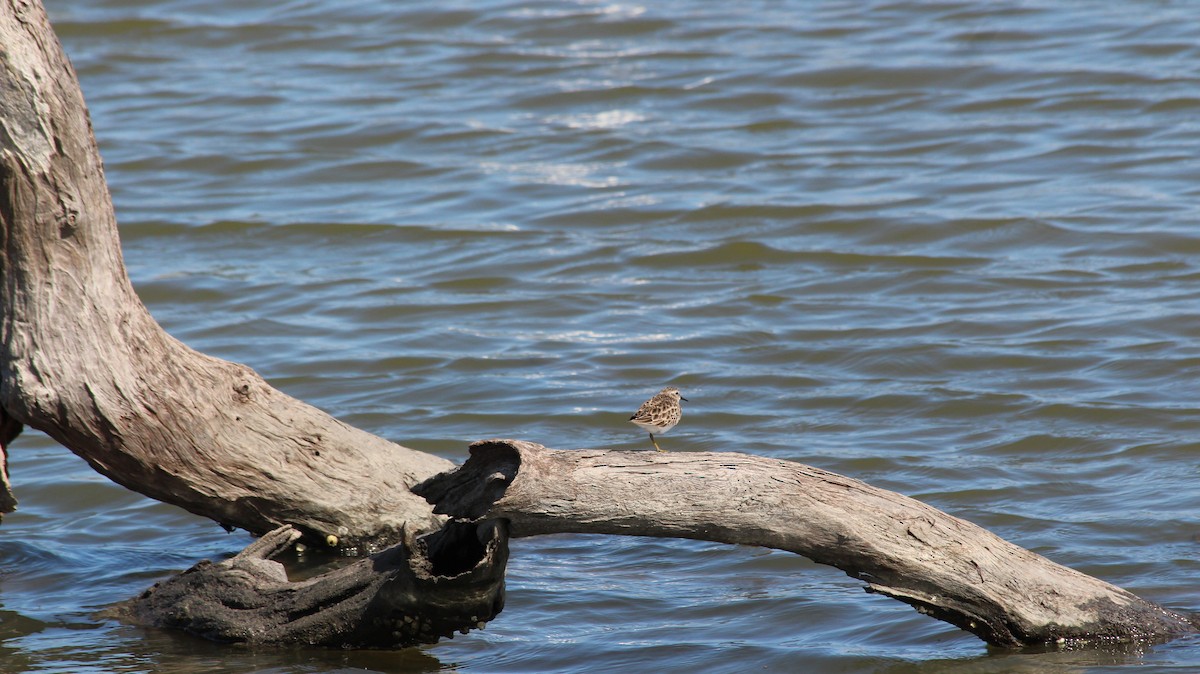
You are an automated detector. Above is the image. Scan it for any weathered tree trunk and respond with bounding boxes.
[1,0,501,649]
[416,440,1199,647]
[0,0,449,552]
[2,0,1197,651]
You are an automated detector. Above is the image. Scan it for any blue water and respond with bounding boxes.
[5,0,1200,670]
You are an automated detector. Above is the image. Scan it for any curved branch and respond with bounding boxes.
[415,439,1198,647]
[0,0,450,551]
[1,0,499,647]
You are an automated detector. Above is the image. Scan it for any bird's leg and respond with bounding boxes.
[650,433,666,452]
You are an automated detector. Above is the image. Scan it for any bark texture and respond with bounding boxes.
[416,440,1199,647]
[109,522,508,647]
[0,0,450,551]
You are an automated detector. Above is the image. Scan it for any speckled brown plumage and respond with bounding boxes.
[629,386,687,452]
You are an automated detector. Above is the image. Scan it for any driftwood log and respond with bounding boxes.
[1,0,1197,650]
[0,0,448,553]
[416,440,1199,646]
[0,0,492,648]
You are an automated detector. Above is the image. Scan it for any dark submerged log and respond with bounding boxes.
[108,522,508,646]
[0,410,19,515]
[415,440,1199,647]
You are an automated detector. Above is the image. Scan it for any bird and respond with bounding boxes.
[629,386,687,452]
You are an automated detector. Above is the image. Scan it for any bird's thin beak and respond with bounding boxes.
[680,396,689,401]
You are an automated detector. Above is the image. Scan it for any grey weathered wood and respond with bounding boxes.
[0,1,503,646]
[416,439,1199,647]
[0,0,450,551]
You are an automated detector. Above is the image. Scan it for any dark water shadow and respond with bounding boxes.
[56,621,448,674]
[875,634,1200,674]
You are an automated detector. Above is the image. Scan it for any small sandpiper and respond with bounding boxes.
[629,386,687,452]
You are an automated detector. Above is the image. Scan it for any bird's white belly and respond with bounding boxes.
[631,418,677,434]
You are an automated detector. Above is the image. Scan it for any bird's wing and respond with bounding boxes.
[630,406,654,423]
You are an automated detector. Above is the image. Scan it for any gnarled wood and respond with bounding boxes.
[109,522,508,646]
[415,440,1199,647]
[0,0,449,552]
[0,1,502,647]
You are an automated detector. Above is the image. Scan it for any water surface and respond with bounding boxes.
[8,0,1200,671]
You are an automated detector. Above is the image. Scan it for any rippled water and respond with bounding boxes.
[7,0,1200,671]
